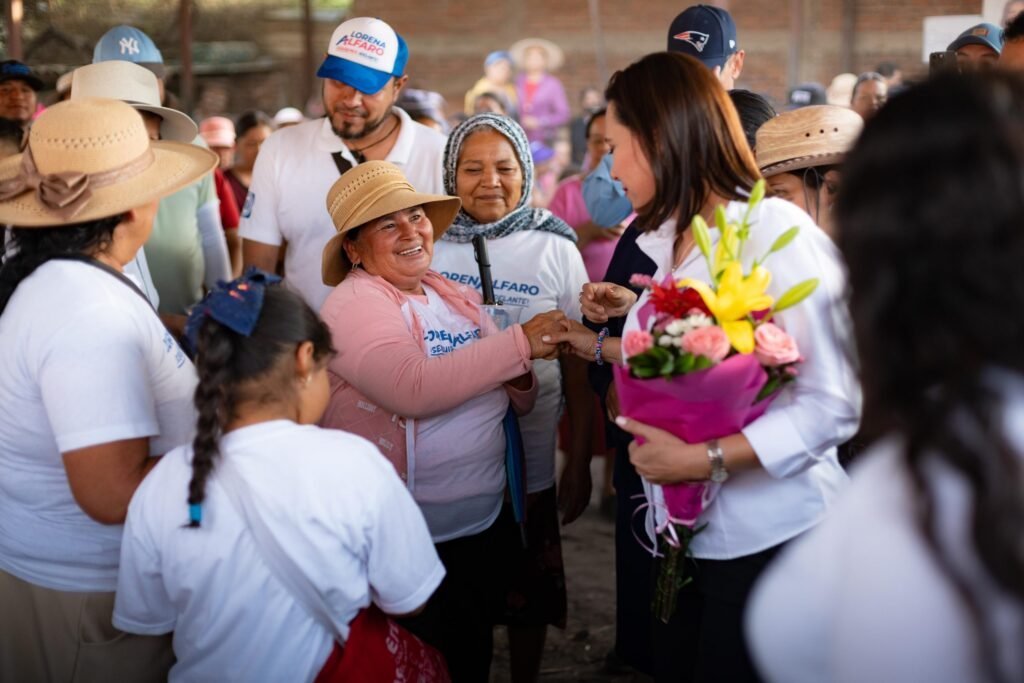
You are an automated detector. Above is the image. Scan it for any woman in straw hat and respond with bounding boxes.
[755,104,863,238]
[511,37,570,144]
[318,160,568,681]
[0,97,216,682]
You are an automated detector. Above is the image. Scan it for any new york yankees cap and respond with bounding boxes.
[667,5,738,72]
[93,25,166,79]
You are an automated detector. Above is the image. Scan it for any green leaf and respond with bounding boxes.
[693,355,713,370]
[755,375,782,402]
[714,204,728,233]
[660,352,676,376]
[767,226,800,256]
[772,278,820,314]
[675,352,696,374]
[748,178,766,208]
[633,366,660,379]
[691,214,712,261]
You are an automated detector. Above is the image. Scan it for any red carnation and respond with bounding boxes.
[649,281,711,318]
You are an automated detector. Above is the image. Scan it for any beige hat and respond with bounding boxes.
[826,72,857,107]
[0,98,217,227]
[322,161,461,286]
[510,37,565,72]
[755,105,863,177]
[70,61,197,142]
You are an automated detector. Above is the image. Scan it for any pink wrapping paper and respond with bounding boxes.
[613,354,775,524]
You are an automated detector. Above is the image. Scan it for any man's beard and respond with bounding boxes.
[328,104,391,141]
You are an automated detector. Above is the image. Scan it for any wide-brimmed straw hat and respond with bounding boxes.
[510,37,565,72]
[755,105,863,177]
[70,61,197,142]
[322,161,461,286]
[0,98,217,227]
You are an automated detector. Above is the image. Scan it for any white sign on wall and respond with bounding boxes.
[922,14,983,63]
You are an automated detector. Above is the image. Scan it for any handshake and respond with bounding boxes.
[519,282,639,362]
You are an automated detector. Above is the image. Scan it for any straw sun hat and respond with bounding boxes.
[70,60,198,143]
[755,105,863,177]
[510,37,565,72]
[322,161,461,286]
[0,98,217,227]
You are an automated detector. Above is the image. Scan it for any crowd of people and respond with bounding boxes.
[0,3,1022,683]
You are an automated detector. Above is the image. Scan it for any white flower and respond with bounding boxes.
[666,312,714,337]
[665,319,689,337]
[658,335,675,347]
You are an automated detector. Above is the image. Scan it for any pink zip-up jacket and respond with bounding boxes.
[319,269,538,484]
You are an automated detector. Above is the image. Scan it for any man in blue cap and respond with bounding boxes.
[240,16,446,312]
[0,60,42,134]
[949,22,1004,71]
[92,25,231,327]
[667,4,746,90]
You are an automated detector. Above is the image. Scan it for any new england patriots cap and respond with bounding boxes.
[317,17,408,95]
[667,5,738,71]
[93,25,166,79]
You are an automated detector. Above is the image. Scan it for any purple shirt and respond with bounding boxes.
[516,73,570,143]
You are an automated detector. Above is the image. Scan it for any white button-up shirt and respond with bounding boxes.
[624,197,861,559]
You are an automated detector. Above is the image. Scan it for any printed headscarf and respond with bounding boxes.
[440,113,577,244]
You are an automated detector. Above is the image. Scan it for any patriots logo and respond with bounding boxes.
[674,30,710,53]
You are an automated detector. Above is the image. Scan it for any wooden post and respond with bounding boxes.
[787,0,805,88]
[840,0,857,74]
[179,0,195,114]
[587,0,608,87]
[4,0,24,61]
[302,0,314,110]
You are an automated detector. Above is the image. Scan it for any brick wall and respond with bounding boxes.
[347,0,981,115]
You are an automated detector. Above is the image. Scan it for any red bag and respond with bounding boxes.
[315,606,450,683]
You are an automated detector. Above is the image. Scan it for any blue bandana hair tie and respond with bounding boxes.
[185,267,282,352]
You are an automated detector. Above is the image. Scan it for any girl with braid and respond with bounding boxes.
[114,271,445,682]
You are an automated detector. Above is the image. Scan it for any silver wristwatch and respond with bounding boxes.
[706,439,729,483]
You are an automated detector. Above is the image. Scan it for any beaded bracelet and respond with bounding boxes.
[595,327,610,366]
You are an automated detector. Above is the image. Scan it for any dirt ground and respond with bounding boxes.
[489,458,654,683]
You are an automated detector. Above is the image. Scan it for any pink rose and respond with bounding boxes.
[681,325,730,363]
[623,330,654,356]
[754,322,801,366]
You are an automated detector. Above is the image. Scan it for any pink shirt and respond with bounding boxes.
[548,175,621,282]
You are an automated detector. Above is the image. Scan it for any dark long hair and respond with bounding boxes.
[0,214,124,315]
[604,52,760,232]
[187,286,334,526]
[836,71,1024,682]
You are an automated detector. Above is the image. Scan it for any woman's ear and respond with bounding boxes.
[294,340,316,381]
[341,237,360,268]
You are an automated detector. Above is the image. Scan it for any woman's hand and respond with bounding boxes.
[580,282,637,323]
[520,310,568,360]
[542,319,599,362]
[614,416,712,484]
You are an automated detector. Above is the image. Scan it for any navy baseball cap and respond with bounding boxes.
[93,25,166,79]
[317,17,408,95]
[0,60,43,91]
[667,5,739,71]
[947,22,1004,54]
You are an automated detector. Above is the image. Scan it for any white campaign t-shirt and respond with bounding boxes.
[114,420,444,683]
[626,198,860,560]
[240,108,447,312]
[0,260,197,592]
[406,285,508,542]
[432,231,587,493]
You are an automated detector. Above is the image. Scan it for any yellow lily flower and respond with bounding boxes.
[678,263,774,354]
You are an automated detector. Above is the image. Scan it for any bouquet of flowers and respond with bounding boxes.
[613,180,819,622]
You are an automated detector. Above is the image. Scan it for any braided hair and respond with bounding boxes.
[0,214,124,315]
[837,70,1024,682]
[186,285,333,527]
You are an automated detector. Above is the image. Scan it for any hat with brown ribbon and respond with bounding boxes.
[0,98,216,226]
[755,105,863,177]
[322,161,461,286]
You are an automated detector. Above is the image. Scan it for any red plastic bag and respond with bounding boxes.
[315,606,450,683]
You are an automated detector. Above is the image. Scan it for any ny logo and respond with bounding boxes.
[119,37,140,56]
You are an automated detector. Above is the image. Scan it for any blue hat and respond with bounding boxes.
[93,25,166,78]
[667,5,739,71]
[316,17,408,95]
[948,22,1004,54]
[0,60,43,91]
[484,51,512,68]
